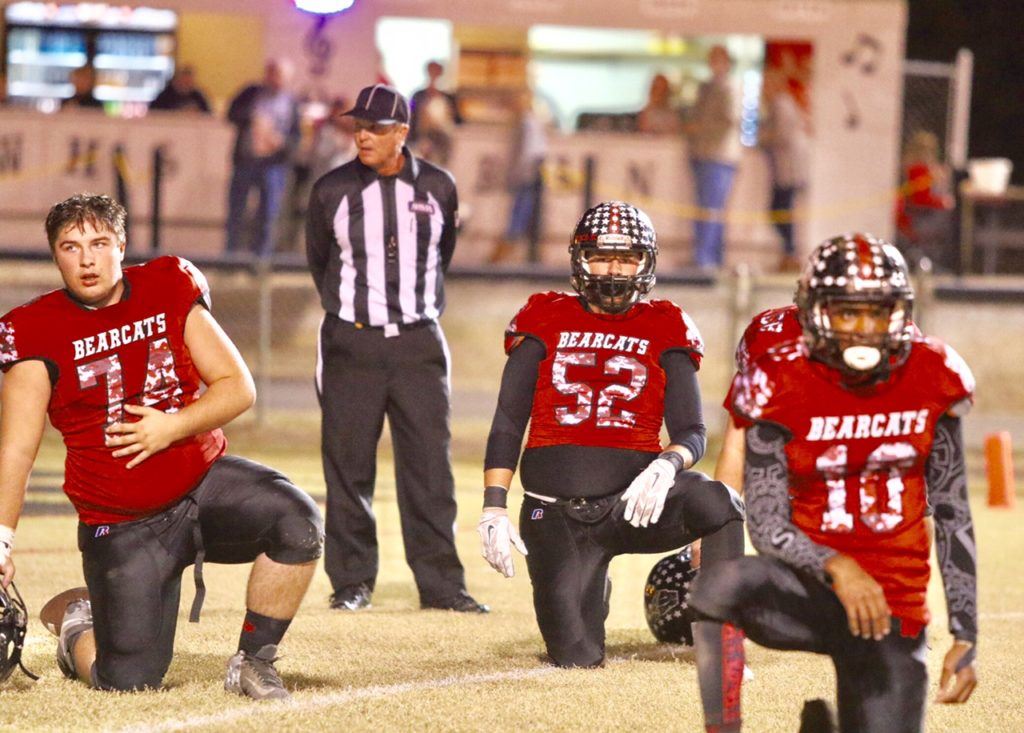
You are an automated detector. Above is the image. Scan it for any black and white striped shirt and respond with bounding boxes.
[306,148,458,326]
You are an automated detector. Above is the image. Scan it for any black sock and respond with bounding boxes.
[238,609,292,655]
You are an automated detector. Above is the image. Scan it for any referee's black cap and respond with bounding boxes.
[344,84,409,124]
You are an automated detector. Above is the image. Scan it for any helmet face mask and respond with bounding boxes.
[570,201,657,314]
[0,582,36,684]
[796,233,914,385]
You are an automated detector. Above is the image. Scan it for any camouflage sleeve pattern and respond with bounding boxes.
[0,318,17,369]
[745,421,837,584]
[927,414,978,643]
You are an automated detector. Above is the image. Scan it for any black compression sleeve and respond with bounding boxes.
[660,350,707,463]
[927,414,978,643]
[484,337,544,470]
[745,421,836,584]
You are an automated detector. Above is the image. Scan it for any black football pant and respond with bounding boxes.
[317,314,467,604]
[689,555,928,733]
[519,469,745,667]
[79,456,323,691]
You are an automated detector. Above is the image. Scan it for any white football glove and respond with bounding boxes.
[621,457,676,528]
[478,509,528,578]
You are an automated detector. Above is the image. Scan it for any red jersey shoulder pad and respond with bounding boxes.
[504,291,575,354]
[911,336,975,414]
[132,256,212,312]
[647,299,704,357]
[736,305,802,371]
[729,340,805,425]
[0,289,66,371]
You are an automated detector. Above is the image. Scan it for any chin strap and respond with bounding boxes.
[9,583,38,682]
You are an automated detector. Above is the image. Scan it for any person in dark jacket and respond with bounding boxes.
[225,59,299,257]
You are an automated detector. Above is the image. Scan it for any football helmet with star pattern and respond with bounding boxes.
[644,545,698,646]
[569,200,657,313]
[796,232,915,383]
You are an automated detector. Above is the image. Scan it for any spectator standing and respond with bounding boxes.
[684,45,741,270]
[409,61,462,167]
[306,84,487,614]
[759,67,810,272]
[637,73,681,135]
[488,89,548,263]
[896,130,955,270]
[225,59,300,258]
[62,65,103,110]
[307,97,357,183]
[150,65,211,113]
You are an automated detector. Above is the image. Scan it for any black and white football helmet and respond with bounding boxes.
[0,582,37,683]
[570,200,657,313]
[796,232,915,384]
[644,545,699,646]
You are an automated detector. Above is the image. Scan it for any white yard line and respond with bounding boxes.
[118,666,560,732]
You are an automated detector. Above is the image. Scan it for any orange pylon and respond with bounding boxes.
[984,432,1016,508]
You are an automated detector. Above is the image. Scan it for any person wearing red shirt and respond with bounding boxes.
[690,233,979,732]
[478,201,746,733]
[0,194,323,700]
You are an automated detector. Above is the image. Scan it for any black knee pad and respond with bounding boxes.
[266,485,324,565]
[680,476,746,537]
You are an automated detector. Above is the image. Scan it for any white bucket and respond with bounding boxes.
[967,157,1013,195]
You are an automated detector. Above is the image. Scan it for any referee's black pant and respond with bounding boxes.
[316,313,467,604]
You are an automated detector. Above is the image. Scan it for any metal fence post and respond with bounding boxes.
[151,146,164,254]
[727,263,753,368]
[113,144,130,241]
[256,260,272,427]
[913,258,934,334]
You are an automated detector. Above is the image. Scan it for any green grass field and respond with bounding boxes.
[2,415,1022,733]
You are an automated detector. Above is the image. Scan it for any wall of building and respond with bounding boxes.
[161,0,908,247]
[0,0,908,257]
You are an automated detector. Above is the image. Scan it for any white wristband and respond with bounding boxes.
[0,524,13,550]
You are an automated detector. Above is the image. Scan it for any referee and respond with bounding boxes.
[306,84,487,614]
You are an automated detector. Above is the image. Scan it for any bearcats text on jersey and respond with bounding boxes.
[73,313,168,360]
[555,331,650,354]
[806,410,929,441]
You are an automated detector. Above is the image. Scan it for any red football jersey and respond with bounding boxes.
[729,336,974,631]
[506,292,703,453]
[0,256,227,524]
[722,305,802,414]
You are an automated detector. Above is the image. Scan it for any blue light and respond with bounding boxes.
[294,0,355,15]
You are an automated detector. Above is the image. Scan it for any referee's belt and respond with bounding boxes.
[336,317,434,333]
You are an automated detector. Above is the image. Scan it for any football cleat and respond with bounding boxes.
[225,644,290,701]
[798,698,837,733]
[421,591,489,614]
[329,583,372,611]
[46,591,93,681]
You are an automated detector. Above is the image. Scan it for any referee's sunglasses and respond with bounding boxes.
[354,120,406,136]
